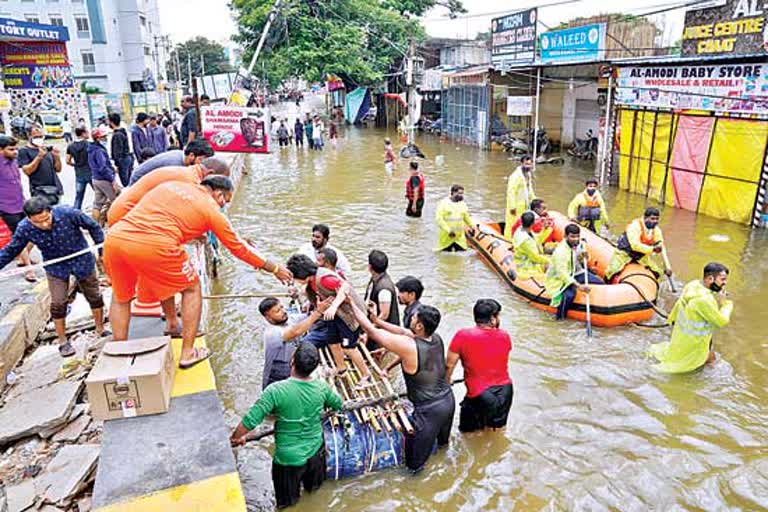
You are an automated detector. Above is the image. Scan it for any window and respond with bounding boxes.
[139,15,146,27]
[74,15,90,38]
[46,0,60,3]
[24,14,40,23]
[49,15,64,26]
[144,46,151,56]
[81,51,95,73]
[21,0,35,3]
[72,0,84,3]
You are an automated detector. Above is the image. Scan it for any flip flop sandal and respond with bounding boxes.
[163,327,206,338]
[59,342,76,358]
[179,347,211,370]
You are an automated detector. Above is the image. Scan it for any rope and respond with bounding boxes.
[618,272,669,319]
[0,243,104,280]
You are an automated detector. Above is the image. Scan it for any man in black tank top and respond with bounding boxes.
[364,250,400,351]
[350,298,455,473]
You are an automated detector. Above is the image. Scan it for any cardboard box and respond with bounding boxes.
[86,337,176,421]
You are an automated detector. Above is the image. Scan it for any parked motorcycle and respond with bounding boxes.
[568,129,599,160]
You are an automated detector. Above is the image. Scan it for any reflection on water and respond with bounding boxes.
[208,110,768,511]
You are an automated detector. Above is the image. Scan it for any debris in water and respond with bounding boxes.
[708,234,730,243]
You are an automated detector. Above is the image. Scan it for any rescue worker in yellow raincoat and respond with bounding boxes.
[605,207,672,281]
[504,155,535,239]
[513,211,549,280]
[649,262,733,373]
[435,184,475,252]
[544,224,604,320]
[567,178,610,233]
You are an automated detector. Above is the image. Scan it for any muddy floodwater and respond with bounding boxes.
[207,106,768,511]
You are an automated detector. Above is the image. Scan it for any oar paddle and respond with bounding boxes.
[661,249,677,293]
[581,239,593,339]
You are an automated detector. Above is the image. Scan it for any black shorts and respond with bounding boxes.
[0,211,25,233]
[459,383,513,433]
[303,318,360,349]
[272,444,326,509]
[405,391,455,472]
[406,198,424,217]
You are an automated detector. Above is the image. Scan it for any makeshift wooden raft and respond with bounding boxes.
[245,344,413,480]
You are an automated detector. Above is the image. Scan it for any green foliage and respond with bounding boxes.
[232,0,464,88]
[79,82,103,94]
[167,36,233,81]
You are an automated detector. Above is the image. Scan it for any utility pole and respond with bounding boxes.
[246,0,284,75]
[405,38,416,145]
[187,53,192,95]
[153,36,161,82]
[201,54,205,78]
[174,49,181,86]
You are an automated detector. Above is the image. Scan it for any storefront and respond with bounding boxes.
[441,66,491,148]
[0,17,85,134]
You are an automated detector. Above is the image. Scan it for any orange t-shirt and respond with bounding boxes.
[109,181,266,268]
[107,165,204,226]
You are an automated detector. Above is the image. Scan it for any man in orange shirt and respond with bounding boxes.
[104,176,292,368]
[106,156,230,227]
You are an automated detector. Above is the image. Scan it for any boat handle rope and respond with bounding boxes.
[618,272,669,320]
[0,243,104,280]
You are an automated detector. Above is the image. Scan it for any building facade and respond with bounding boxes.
[0,0,168,93]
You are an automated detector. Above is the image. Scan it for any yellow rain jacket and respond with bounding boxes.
[435,197,473,251]
[513,228,549,280]
[504,167,535,238]
[544,239,583,307]
[606,218,665,280]
[649,280,733,374]
[567,190,610,232]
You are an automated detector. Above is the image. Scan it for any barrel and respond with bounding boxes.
[323,414,405,480]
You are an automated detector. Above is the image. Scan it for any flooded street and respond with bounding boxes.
[208,106,768,511]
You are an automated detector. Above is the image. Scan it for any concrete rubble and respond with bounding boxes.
[0,332,103,511]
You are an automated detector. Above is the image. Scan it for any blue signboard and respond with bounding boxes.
[0,18,70,42]
[539,23,605,64]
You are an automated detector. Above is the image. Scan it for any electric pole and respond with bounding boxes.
[201,54,205,78]
[246,0,284,75]
[187,53,192,94]
[406,38,416,145]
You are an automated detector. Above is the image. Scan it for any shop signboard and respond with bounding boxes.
[0,18,69,42]
[507,96,534,116]
[616,63,768,114]
[1,42,73,89]
[491,8,537,68]
[539,23,606,63]
[202,106,270,153]
[88,94,108,124]
[682,0,768,56]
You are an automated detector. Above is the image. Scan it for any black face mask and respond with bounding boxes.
[522,165,532,172]
[567,239,580,248]
[709,282,723,293]
[452,195,464,202]
[586,189,597,196]
[645,221,658,230]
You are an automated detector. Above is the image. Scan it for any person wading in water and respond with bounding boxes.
[405,161,425,217]
[349,297,455,473]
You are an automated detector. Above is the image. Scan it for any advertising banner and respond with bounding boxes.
[616,63,768,114]
[0,18,69,42]
[507,96,534,116]
[202,106,270,153]
[682,0,768,56]
[1,42,73,89]
[540,23,606,63]
[491,8,537,67]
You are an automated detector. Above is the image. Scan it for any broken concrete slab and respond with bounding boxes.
[39,404,90,439]
[5,348,64,401]
[51,414,90,443]
[0,483,6,512]
[5,479,35,512]
[0,380,82,446]
[35,445,99,506]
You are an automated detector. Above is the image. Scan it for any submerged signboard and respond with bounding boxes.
[616,63,768,114]
[682,0,768,56]
[539,23,606,63]
[491,8,537,67]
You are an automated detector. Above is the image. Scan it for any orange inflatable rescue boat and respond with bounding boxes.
[467,212,659,327]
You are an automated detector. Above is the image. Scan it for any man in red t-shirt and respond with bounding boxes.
[509,198,556,249]
[446,299,513,432]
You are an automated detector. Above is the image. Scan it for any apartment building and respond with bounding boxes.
[0,0,168,93]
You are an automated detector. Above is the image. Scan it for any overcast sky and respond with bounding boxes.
[158,0,687,46]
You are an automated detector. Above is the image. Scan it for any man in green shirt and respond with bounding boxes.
[230,342,342,509]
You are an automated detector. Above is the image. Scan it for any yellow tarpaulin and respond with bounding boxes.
[619,109,635,191]
[646,113,673,202]
[699,119,768,224]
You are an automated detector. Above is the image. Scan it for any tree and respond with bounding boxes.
[232,0,465,88]
[166,37,233,82]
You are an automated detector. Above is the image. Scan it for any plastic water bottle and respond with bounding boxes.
[6,371,17,386]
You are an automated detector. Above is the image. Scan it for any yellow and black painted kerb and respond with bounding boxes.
[92,316,246,511]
